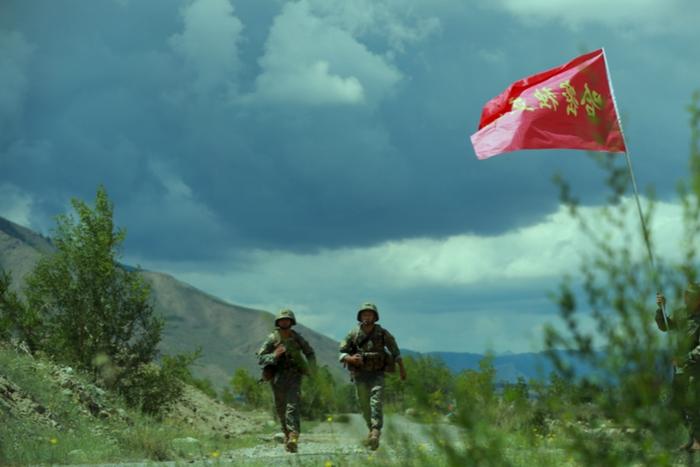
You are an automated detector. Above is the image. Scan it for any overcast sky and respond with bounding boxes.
[1,0,699,353]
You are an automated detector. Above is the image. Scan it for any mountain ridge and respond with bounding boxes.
[0,215,583,387]
[0,216,342,388]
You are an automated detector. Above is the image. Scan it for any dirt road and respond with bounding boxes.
[219,413,459,466]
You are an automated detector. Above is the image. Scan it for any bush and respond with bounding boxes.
[301,365,347,420]
[385,354,453,415]
[228,368,267,409]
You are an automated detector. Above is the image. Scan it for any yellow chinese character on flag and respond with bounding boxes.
[509,97,534,112]
[534,87,559,110]
[559,80,579,116]
[580,83,603,118]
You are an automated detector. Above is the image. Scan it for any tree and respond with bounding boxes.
[230,368,266,408]
[22,186,163,379]
[0,270,41,346]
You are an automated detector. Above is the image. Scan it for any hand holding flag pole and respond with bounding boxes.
[470,48,668,327]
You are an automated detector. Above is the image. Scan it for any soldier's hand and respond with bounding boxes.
[273,344,286,358]
[345,354,363,367]
[399,366,407,381]
[657,293,666,307]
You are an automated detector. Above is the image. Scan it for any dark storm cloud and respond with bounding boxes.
[1,0,698,261]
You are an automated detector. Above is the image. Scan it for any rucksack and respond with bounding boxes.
[260,330,308,381]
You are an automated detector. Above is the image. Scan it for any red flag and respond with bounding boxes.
[470,49,627,160]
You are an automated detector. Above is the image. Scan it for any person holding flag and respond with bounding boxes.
[655,286,700,452]
[470,48,689,451]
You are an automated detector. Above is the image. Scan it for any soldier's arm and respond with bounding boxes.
[257,335,278,366]
[384,328,407,380]
[338,330,356,363]
[296,333,317,367]
[383,329,403,363]
[683,321,700,366]
[655,308,674,331]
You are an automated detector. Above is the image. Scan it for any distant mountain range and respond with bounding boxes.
[422,351,559,382]
[401,349,597,383]
[0,215,590,388]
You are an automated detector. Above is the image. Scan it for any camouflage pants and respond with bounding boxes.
[271,371,302,434]
[355,371,384,430]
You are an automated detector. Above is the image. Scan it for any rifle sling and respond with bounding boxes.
[355,326,380,352]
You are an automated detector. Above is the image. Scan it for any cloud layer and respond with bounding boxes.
[2,0,698,351]
[129,197,685,352]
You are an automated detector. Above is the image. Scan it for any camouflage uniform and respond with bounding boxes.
[257,310,316,441]
[339,303,402,433]
[656,286,700,446]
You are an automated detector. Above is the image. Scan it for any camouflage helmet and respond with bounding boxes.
[356,302,379,322]
[275,308,297,327]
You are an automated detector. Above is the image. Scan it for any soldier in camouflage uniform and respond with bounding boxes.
[339,302,407,450]
[655,283,700,451]
[257,308,316,453]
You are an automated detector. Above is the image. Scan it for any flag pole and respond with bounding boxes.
[623,149,657,271]
[604,48,668,326]
[624,149,669,327]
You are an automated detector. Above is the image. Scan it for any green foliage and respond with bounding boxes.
[385,355,453,414]
[189,376,218,400]
[502,377,530,411]
[301,365,355,419]
[0,187,206,416]
[20,186,163,377]
[0,342,157,463]
[228,367,267,408]
[226,365,355,421]
[159,347,218,400]
[116,350,201,416]
[0,270,43,346]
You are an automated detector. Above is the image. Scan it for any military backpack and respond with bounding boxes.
[260,330,309,381]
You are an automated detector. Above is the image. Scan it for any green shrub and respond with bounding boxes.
[0,187,205,416]
[228,367,267,409]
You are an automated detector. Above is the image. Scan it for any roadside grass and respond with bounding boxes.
[0,344,269,464]
[0,345,122,464]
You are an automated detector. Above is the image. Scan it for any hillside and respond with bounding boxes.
[0,216,342,389]
[0,339,272,464]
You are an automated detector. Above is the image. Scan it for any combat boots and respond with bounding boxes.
[286,431,299,453]
[368,428,381,450]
